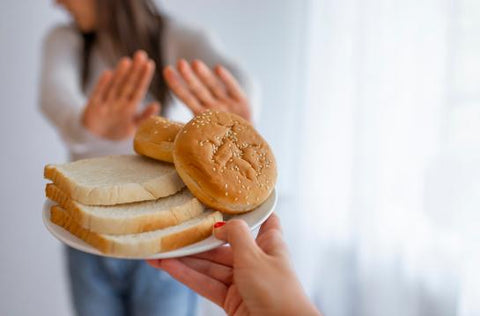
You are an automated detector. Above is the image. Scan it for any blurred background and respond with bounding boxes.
[0,0,479,315]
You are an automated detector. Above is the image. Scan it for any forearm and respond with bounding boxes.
[269,283,322,316]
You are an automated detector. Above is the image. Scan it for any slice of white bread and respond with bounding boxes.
[46,183,204,235]
[50,205,223,256]
[44,155,184,206]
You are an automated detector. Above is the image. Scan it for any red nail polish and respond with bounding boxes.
[214,221,226,229]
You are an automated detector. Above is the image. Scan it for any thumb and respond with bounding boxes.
[135,101,161,124]
[214,219,260,261]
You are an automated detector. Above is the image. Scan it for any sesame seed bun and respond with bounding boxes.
[134,116,184,163]
[173,110,277,214]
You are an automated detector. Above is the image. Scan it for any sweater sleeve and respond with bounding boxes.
[39,25,103,152]
[163,19,261,123]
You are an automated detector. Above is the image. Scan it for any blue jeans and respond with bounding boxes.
[65,247,197,316]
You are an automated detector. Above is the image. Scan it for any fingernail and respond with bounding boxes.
[213,221,226,229]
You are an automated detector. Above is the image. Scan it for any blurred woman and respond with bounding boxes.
[40,0,257,315]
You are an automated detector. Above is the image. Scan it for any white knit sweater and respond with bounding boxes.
[40,19,258,161]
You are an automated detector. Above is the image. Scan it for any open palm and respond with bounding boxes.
[163,59,251,122]
[82,51,160,140]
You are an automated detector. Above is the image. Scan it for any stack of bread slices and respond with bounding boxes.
[44,155,222,257]
[45,111,277,257]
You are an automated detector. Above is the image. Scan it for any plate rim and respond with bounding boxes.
[43,189,277,260]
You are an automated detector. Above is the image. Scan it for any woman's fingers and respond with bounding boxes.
[129,60,155,104]
[178,257,233,285]
[146,259,162,269]
[192,60,228,100]
[258,213,282,236]
[177,59,216,107]
[134,101,160,124]
[90,70,113,105]
[223,285,244,316]
[106,58,132,101]
[215,65,247,102]
[257,227,288,258]
[192,245,233,266]
[119,51,149,100]
[158,258,228,307]
[214,220,261,262]
[256,214,289,258]
[163,66,204,115]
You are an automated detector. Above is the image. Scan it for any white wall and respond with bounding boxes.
[0,1,71,315]
[0,1,306,315]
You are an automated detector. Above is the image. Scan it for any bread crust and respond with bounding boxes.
[134,116,184,163]
[50,205,111,253]
[173,111,277,213]
[161,211,223,251]
[44,155,185,205]
[50,205,222,257]
[46,184,204,235]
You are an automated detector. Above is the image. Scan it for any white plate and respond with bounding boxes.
[43,189,277,260]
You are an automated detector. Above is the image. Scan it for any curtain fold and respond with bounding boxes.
[296,0,479,315]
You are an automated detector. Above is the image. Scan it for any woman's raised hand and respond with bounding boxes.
[82,51,160,140]
[163,59,252,122]
[147,214,321,316]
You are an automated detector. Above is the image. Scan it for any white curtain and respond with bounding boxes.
[295,0,480,316]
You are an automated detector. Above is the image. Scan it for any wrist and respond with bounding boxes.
[81,112,107,139]
[281,295,320,316]
[301,302,322,316]
[81,109,96,134]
